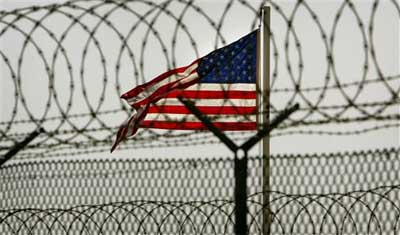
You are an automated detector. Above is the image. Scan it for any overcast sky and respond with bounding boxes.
[0,0,398,161]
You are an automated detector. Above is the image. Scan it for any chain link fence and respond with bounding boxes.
[1,148,399,234]
[2,147,399,209]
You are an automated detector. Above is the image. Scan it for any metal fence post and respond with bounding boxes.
[0,127,44,168]
[234,149,249,235]
[179,97,299,235]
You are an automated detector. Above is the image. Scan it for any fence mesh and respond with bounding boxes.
[1,148,399,234]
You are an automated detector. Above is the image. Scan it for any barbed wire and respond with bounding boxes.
[1,145,398,233]
[0,0,399,156]
[0,185,398,234]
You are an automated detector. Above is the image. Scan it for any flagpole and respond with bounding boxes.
[261,6,271,235]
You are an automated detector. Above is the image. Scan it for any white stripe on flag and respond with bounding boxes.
[154,98,256,107]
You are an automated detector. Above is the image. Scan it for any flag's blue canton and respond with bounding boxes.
[198,30,257,84]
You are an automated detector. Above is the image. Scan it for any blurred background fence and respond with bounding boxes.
[0,0,399,234]
[1,147,399,208]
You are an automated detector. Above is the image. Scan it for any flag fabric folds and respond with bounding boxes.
[112,30,258,152]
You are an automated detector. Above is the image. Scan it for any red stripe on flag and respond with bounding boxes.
[141,120,256,130]
[121,60,199,100]
[148,105,256,115]
[130,75,200,109]
[163,90,256,99]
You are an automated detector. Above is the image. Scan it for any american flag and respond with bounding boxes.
[112,30,258,152]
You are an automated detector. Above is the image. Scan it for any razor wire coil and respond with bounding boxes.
[0,0,398,156]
